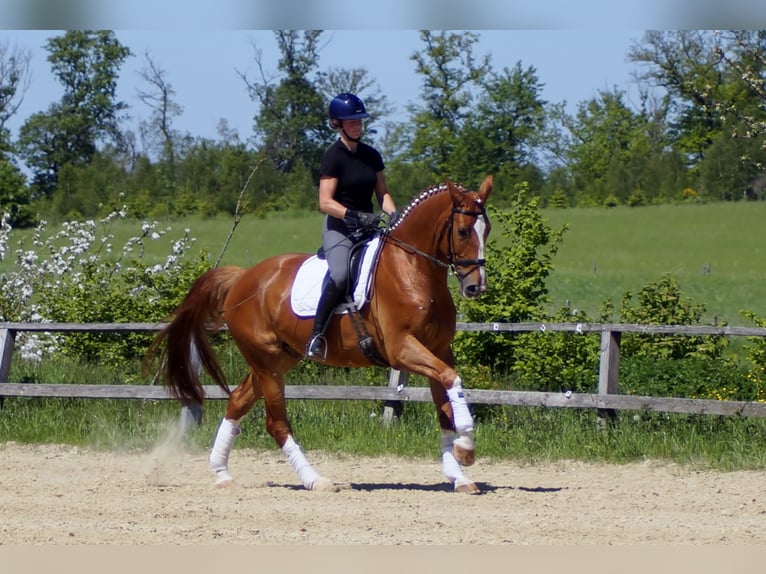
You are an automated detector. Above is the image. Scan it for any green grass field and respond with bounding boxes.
[3,201,764,325]
[542,202,766,326]
[4,201,765,325]
[2,202,766,468]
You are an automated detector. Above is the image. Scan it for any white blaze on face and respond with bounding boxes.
[473,214,487,287]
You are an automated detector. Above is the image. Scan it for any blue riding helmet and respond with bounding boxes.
[329,93,369,121]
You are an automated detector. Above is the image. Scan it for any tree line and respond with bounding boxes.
[1,30,765,227]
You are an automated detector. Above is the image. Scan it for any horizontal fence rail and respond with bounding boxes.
[1,321,766,420]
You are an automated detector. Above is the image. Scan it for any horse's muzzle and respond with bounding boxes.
[461,281,487,299]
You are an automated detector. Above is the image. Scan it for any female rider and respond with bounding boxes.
[306,92,397,360]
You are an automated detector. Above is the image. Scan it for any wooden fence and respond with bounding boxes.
[1,321,766,423]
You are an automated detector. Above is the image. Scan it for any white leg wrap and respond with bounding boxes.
[440,430,468,483]
[209,418,241,473]
[447,377,473,432]
[282,435,320,490]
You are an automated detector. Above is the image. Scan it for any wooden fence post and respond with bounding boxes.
[382,369,409,426]
[597,329,621,428]
[0,329,16,409]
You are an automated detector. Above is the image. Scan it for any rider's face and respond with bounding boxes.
[341,119,363,138]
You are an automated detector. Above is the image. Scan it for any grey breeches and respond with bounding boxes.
[322,216,353,292]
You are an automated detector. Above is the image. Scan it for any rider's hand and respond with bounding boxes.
[344,209,379,230]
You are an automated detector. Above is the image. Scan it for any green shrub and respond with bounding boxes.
[453,182,567,374]
[0,210,212,365]
[619,356,758,401]
[511,306,601,393]
[619,274,728,360]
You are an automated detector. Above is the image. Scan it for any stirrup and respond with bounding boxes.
[306,335,327,360]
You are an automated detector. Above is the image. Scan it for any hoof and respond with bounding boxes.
[455,480,480,494]
[453,434,476,467]
[310,476,340,492]
[214,469,236,489]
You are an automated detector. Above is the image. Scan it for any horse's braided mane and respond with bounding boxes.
[390,180,468,231]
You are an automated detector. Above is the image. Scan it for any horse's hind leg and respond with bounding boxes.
[210,371,261,488]
[256,366,337,492]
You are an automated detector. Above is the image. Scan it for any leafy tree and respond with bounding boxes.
[559,88,667,206]
[17,30,131,198]
[136,51,183,167]
[171,136,259,217]
[406,30,491,178]
[383,159,440,207]
[698,128,765,200]
[0,41,30,139]
[0,157,30,225]
[626,30,766,179]
[472,62,547,176]
[241,30,331,177]
[49,156,122,220]
[714,32,766,134]
[0,41,32,225]
[539,165,575,208]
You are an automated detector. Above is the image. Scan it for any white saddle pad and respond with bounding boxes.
[290,236,382,318]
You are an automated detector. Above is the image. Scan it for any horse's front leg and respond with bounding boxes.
[427,375,480,495]
[393,336,479,493]
[210,371,261,488]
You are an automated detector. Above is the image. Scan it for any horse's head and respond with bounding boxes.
[445,175,493,299]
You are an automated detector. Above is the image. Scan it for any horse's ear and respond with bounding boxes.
[478,175,493,203]
[446,178,464,204]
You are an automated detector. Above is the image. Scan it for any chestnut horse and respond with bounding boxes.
[147,175,493,494]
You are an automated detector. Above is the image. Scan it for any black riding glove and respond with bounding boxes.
[387,210,400,229]
[344,209,379,230]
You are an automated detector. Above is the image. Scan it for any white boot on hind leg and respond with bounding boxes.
[282,435,339,492]
[214,469,235,488]
[210,418,241,488]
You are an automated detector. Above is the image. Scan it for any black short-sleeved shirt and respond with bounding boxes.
[320,139,384,214]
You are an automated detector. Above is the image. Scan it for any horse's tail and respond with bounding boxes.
[144,265,246,405]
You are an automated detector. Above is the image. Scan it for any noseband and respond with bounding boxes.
[384,204,488,281]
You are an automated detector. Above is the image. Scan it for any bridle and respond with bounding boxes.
[383,203,488,282]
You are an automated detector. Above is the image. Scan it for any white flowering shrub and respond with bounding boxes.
[0,209,212,365]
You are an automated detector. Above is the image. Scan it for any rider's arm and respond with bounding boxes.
[318,176,349,219]
[374,171,397,216]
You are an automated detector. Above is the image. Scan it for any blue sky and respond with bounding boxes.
[3,29,647,144]
[2,0,764,144]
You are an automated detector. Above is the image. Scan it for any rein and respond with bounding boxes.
[382,205,487,281]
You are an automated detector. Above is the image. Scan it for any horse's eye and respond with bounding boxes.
[458,227,470,238]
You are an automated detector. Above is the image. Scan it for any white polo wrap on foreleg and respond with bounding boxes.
[446,377,473,432]
[209,418,241,472]
[440,430,468,483]
[282,435,320,490]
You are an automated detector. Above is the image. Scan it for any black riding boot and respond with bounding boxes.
[306,277,344,360]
